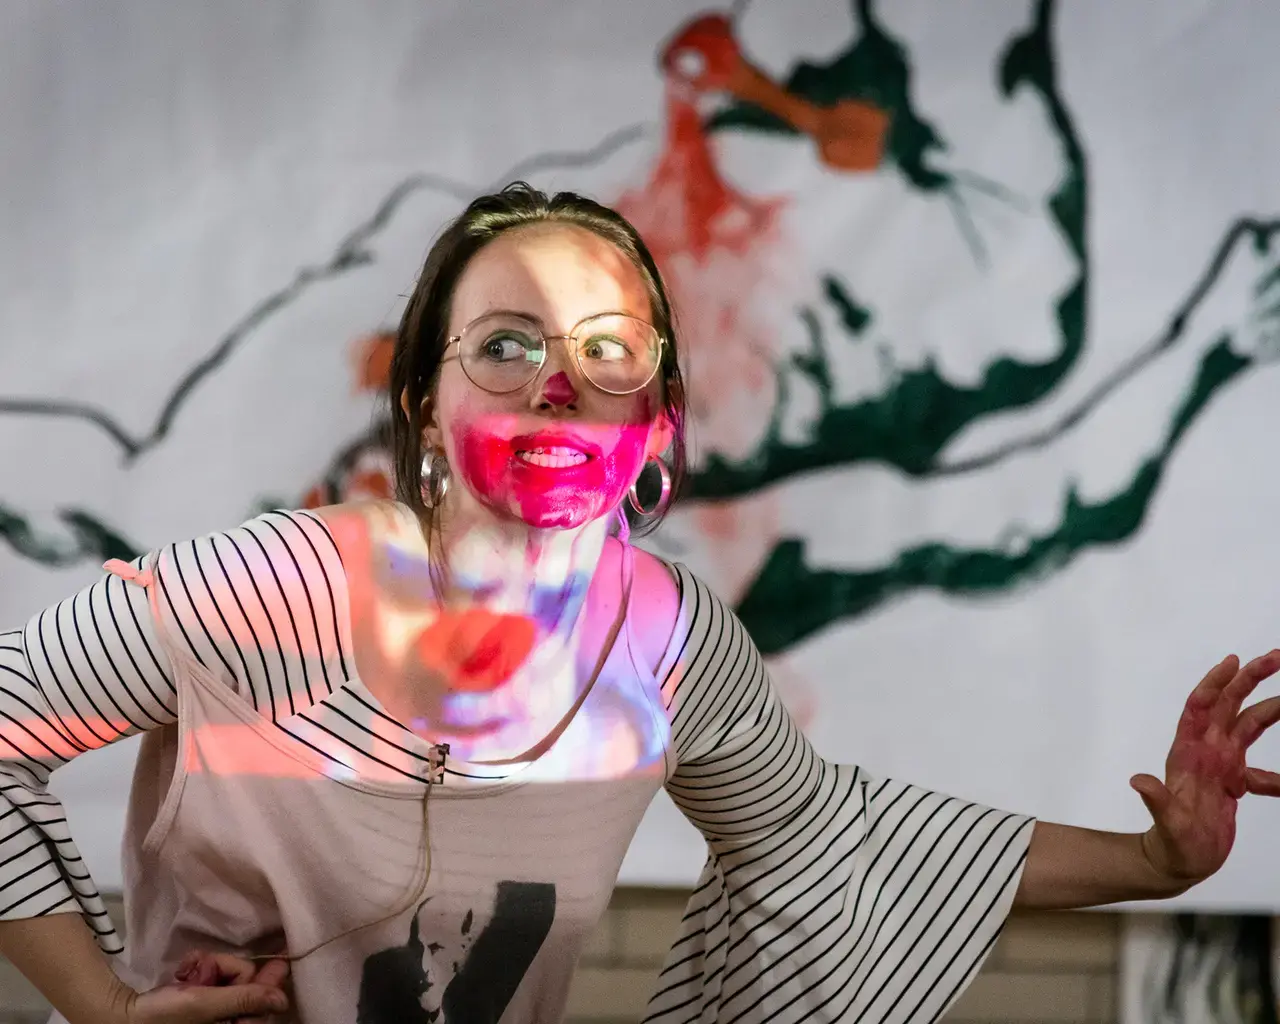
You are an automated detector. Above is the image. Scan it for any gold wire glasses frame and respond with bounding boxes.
[444,311,666,396]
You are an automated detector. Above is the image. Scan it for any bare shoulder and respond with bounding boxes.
[309,498,411,532]
[627,543,683,676]
[309,499,424,559]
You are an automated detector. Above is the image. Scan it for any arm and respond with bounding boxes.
[0,914,140,1022]
[1018,650,1280,910]
[0,557,175,1016]
[639,561,1032,1024]
[0,555,173,946]
[0,509,348,1021]
[0,915,289,1024]
[1015,823,1186,909]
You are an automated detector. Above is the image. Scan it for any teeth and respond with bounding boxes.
[517,447,589,468]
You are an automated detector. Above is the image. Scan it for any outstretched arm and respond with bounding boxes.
[644,560,1033,1024]
[1015,650,1280,909]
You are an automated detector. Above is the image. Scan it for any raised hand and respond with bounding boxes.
[1131,650,1280,886]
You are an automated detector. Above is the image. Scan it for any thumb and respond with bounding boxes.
[1130,773,1173,821]
[251,957,290,991]
[189,983,289,1021]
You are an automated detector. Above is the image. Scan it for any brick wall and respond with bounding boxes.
[0,890,1121,1023]
[566,890,1120,1024]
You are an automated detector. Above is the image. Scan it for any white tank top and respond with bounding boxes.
[75,542,669,1024]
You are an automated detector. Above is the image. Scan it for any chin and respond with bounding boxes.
[512,494,610,531]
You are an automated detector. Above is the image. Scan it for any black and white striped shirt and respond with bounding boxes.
[0,509,1032,1022]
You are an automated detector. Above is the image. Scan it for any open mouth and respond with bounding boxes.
[515,446,592,469]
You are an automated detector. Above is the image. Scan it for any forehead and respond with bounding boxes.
[449,224,651,329]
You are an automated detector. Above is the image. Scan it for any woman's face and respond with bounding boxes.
[427,224,673,532]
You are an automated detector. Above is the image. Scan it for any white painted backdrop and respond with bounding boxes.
[0,2,1277,919]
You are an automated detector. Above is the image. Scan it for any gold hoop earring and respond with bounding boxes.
[420,450,451,508]
[627,457,672,518]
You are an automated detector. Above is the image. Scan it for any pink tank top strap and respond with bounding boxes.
[102,554,207,691]
[613,515,659,691]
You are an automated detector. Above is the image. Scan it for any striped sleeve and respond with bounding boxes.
[0,508,350,952]
[0,552,167,953]
[644,566,1034,1024]
[149,509,351,720]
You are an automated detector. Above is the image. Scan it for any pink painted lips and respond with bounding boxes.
[509,432,602,484]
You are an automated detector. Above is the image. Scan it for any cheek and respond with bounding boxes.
[454,427,510,503]
[597,422,652,500]
[605,391,661,472]
[445,400,519,506]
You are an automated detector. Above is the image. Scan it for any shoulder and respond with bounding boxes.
[627,552,759,688]
[309,499,424,565]
[149,505,350,610]
[621,541,690,677]
[140,506,356,697]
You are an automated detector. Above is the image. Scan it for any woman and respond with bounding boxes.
[0,183,1276,1024]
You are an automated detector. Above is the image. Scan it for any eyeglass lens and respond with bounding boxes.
[456,313,661,395]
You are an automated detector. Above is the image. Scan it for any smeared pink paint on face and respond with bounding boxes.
[542,371,578,407]
[453,399,655,530]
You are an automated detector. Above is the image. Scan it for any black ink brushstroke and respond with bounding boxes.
[0,126,649,465]
[934,217,1280,476]
[0,502,140,566]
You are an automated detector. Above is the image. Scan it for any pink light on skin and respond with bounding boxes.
[321,494,627,761]
[377,224,676,759]
[451,398,655,533]
[431,225,673,533]
[414,607,538,694]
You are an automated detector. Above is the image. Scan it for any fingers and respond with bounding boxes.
[1245,766,1280,797]
[176,949,203,981]
[1178,656,1242,739]
[174,950,257,987]
[222,956,290,1023]
[1131,773,1174,820]
[1220,649,1280,721]
[1186,655,1240,711]
[221,963,291,1024]
[251,957,290,990]
[182,982,289,1021]
[1234,693,1280,748]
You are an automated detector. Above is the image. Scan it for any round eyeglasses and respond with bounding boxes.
[445,312,665,396]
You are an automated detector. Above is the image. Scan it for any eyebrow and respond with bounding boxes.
[476,308,644,328]
[482,308,545,323]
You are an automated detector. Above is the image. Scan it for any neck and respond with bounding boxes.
[434,500,614,635]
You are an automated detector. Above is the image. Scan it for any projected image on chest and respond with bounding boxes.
[357,881,557,1024]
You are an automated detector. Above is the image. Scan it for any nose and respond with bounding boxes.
[540,370,578,408]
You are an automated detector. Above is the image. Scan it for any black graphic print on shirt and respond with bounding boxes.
[357,881,557,1024]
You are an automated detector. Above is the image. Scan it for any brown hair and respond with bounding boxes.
[388,181,687,543]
